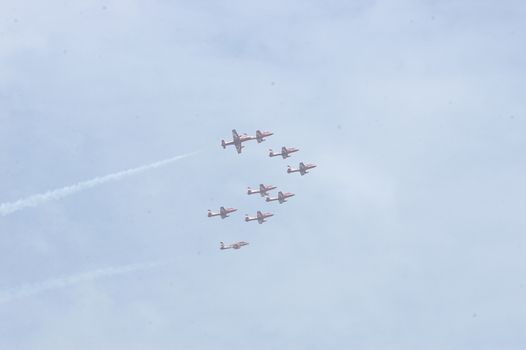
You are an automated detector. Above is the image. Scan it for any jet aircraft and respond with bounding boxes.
[245,211,274,224]
[247,184,277,197]
[220,241,249,250]
[287,162,317,176]
[221,129,256,154]
[255,130,274,143]
[269,146,299,159]
[266,191,295,204]
[208,207,237,219]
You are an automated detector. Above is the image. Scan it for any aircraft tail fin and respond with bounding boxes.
[268,149,274,157]
[287,166,292,173]
[220,241,225,249]
[207,210,212,217]
[265,197,271,202]
[221,140,226,149]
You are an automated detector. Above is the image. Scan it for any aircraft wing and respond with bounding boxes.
[235,142,242,154]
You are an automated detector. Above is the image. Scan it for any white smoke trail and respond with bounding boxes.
[0,260,166,304]
[0,152,198,216]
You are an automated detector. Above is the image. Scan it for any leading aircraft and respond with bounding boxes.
[255,130,274,143]
[245,211,274,224]
[221,129,256,154]
[220,241,249,250]
[208,207,237,219]
[266,191,295,204]
[247,184,277,197]
[269,146,299,159]
[287,162,317,176]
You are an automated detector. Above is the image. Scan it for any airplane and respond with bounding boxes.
[255,130,274,143]
[266,191,295,204]
[287,162,317,176]
[208,207,237,219]
[245,210,274,224]
[247,184,277,197]
[220,241,249,250]
[269,146,299,159]
[221,129,256,154]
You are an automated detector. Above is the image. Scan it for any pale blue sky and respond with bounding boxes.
[1,1,525,349]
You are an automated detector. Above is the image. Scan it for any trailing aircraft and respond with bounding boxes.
[266,191,295,204]
[269,146,299,159]
[247,184,277,197]
[245,210,274,224]
[220,241,249,250]
[208,207,237,219]
[221,129,256,154]
[287,162,317,176]
[255,130,274,143]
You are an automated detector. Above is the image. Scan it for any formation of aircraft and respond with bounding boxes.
[269,146,299,159]
[247,184,277,197]
[245,211,274,224]
[266,191,295,204]
[216,128,317,250]
[287,162,317,176]
[221,129,274,154]
[207,206,237,219]
[220,241,249,250]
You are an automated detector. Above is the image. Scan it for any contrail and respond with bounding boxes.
[0,260,166,304]
[0,152,197,216]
